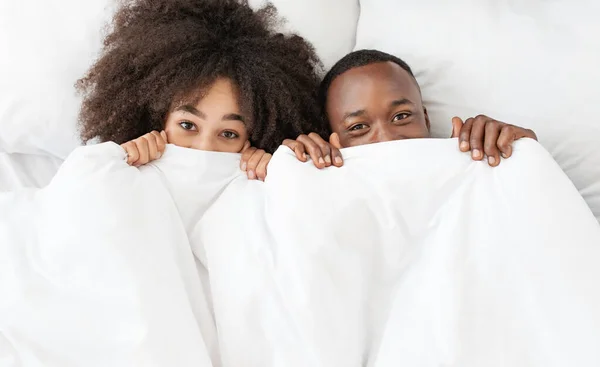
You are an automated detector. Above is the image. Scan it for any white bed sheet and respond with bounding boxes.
[0,152,63,191]
[2,140,600,366]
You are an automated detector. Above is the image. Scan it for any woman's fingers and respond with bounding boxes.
[150,130,166,158]
[240,146,256,171]
[255,152,272,181]
[122,141,139,165]
[133,137,150,166]
[141,133,158,163]
[245,149,264,180]
[121,130,166,167]
[241,140,252,153]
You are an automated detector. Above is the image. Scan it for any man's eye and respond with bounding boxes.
[349,123,368,131]
[179,121,196,131]
[392,113,410,122]
[221,131,239,139]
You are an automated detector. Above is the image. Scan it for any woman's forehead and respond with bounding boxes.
[170,77,241,110]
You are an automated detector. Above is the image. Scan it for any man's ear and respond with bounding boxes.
[423,106,431,131]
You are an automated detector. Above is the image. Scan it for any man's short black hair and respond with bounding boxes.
[319,49,417,121]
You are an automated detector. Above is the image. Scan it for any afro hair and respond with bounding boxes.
[77,0,328,153]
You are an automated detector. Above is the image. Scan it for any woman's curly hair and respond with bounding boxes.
[77,0,327,153]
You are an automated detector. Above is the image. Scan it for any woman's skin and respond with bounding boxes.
[121,78,271,181]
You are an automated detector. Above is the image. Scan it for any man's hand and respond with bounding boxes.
[451,115,537,166]
[282,132,344,169]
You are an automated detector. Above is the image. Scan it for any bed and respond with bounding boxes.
[1,0,600,366]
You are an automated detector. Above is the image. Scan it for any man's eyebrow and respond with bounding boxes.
[342,109,367,121]
[175,105,206,119]
[390,98,415,107]
[222,113,245,122]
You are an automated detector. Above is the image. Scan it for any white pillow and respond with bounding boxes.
[355,0,600,222]
[0,153,63,191]
[0,0,115,159]
[249,0,360,71]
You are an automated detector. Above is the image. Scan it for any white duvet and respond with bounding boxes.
[1,139,599,367]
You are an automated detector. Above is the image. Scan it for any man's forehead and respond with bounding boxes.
[333,62,417,94]
[328,62,420,108]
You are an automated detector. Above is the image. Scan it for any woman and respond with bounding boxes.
[77,0,328,180]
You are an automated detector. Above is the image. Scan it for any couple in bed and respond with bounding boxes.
[78,0,536,180]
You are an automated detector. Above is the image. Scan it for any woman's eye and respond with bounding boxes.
[221,131,239,139]
[392,113,410,122]
[179,121,196,131]
[349,123,368,131]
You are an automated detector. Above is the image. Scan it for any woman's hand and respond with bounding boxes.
[121,130,168,166]
[240,141,271,181]
[282,132,344,169]
[451,115,537,166]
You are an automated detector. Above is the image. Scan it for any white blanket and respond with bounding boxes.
[1,139,599,367]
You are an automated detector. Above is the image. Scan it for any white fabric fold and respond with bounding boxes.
[1,139,599,367]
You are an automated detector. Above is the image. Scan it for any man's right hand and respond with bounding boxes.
[282,132,344,169]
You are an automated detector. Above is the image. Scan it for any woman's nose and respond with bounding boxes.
[190,136,217,151]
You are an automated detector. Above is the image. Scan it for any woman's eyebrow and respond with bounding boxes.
[222,113,245,122]
[175,105,206,119]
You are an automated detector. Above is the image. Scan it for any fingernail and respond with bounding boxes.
[501,152,508,158]
[241,162,247,171]
[325,155,331,164]
[335,156,343,165]
[488,156,496,165]
[302,153,308,160]
[248,170,255,179]
[318,157,325,165]
[460,141,469,151]
[472,149,482,159]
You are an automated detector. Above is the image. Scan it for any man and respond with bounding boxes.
[283,49,537,168]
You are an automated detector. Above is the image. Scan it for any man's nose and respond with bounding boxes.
[371,126,397,143]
